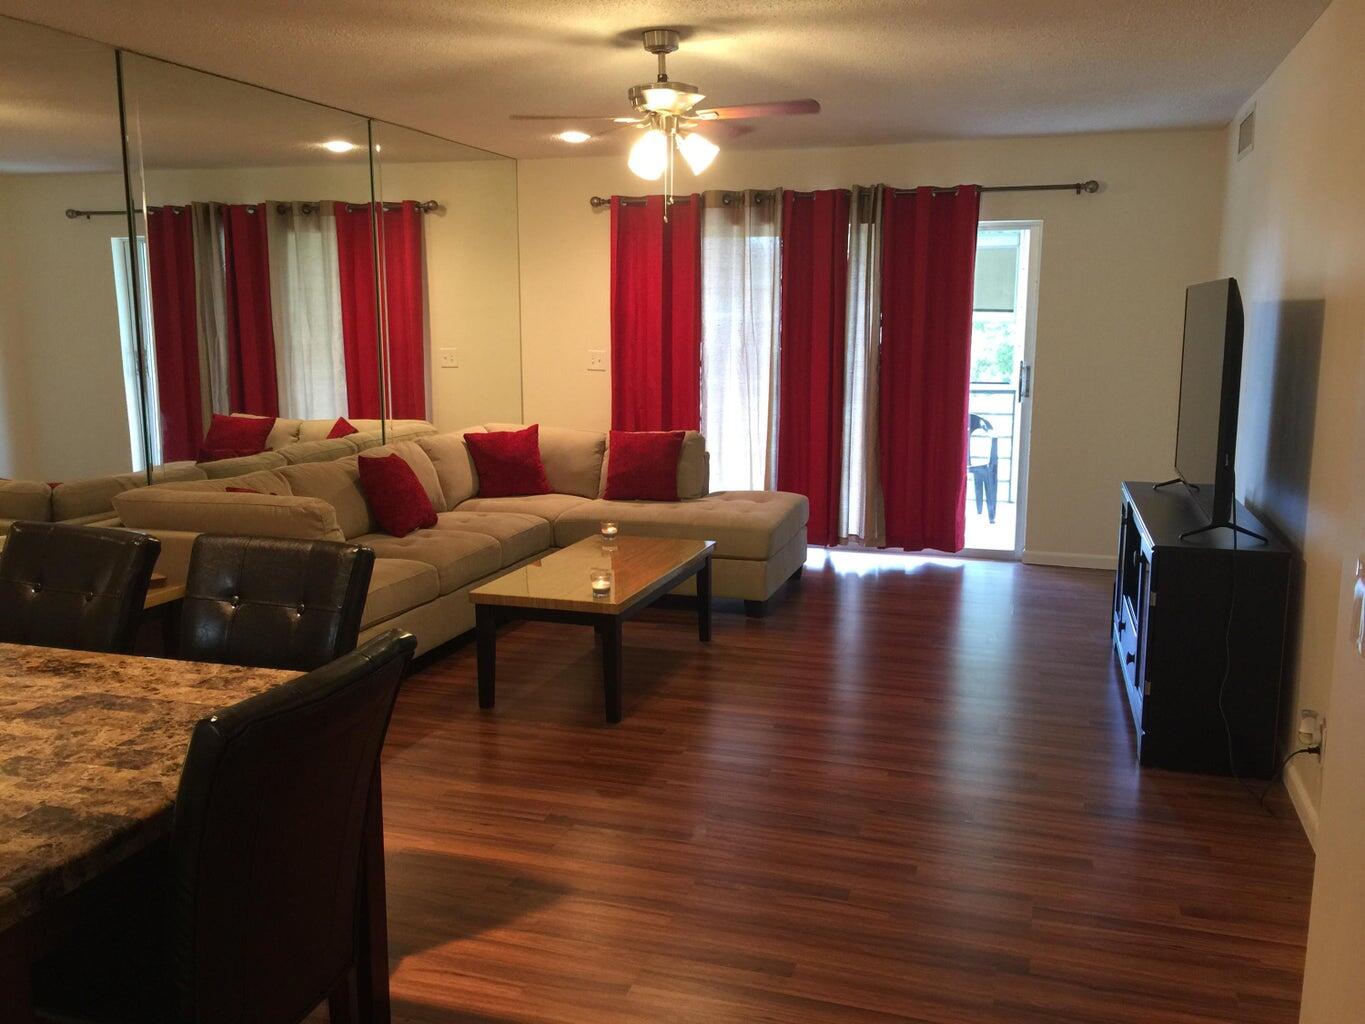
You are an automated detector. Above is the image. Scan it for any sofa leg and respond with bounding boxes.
[791,566,804,582]
[744,598,771,619]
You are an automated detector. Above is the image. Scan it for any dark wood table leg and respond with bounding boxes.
[476,606,496,709]
[697,556,713,643]
[354,768,390,1024]
[1,924,35,1024]
[601,618,623,724]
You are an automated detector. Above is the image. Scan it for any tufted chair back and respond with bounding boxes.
[170,629,415,1023]
[0,521,160,654]
[179,535,375,672]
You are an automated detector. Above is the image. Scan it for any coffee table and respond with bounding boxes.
[469,536,715,723]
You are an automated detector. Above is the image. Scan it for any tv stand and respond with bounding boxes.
[1112,481,1290,777]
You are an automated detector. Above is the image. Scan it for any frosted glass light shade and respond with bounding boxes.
[678,132,719,174]
[628,129,668,180]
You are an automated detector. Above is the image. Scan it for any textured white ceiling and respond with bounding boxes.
[0,0,1330,159]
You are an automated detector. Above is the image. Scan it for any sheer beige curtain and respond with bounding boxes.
[700,189,783,491]
[190,201,229,426]
[840,185,885,546]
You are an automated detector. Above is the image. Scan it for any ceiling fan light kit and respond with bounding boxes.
[514,27,820,211]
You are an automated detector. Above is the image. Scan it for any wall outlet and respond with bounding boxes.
[439,348,458,369]
[587,349,606,372]
[1299,708,1324,749]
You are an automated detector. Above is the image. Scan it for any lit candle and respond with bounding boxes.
[590,568,613,597]
[600,521,619,540]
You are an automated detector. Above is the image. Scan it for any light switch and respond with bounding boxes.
[439,348,458,369]
[587,349,607,372]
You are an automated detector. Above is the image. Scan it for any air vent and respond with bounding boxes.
[1238,106,1256,159]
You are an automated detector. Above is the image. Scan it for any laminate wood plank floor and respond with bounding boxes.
[365,551,1314,1024]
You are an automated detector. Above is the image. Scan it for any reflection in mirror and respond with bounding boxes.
[118,52,383,470]
[0,17,147,531]
[371,122,523,436]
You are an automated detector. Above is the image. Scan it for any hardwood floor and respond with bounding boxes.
[372,551,1314,1024]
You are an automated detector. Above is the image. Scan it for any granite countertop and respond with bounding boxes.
[0,643,297,932]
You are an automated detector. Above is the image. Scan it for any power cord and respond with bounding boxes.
[1258,746,1321,810]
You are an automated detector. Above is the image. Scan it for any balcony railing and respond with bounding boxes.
[968,382,1016,503]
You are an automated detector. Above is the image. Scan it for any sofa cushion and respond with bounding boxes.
[485,423,606,499]
[358,454,438,538]
[359,441,446,511]
[52,463,208,521]
[0,480,53,523]
[416,429,485,507]
[603,430,685,501]
[278,436,359,465]
[360,558,440,628]
[113,488,345,542]
[155,469,293,495]
[553,490,809,560]
[277,457,372,539]
[350,529,500,595]
[199,450,289,479]
[465,425,551,498]
[207,414,275,454]
[455,493,591,522]
[434,511,552,567]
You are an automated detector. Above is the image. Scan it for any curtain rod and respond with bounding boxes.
[589,180,1099,208]
[65,200,441,220]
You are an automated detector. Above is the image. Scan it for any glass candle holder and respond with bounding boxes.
[589,568,613,598]
[599,521,620,540]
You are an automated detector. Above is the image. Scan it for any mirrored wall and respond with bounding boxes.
[0,13,521,500]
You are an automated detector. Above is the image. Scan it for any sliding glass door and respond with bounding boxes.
[962,221,1041,557]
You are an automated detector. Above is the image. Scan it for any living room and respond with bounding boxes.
[0,2,1361,1022]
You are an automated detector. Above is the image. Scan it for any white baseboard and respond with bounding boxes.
[1283,758,1320,852]
[1022,550,1118,571]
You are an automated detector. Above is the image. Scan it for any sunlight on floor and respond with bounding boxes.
[805,546,969,576]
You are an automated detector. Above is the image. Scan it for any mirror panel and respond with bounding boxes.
[371,121,522,435]
[118,52,381,465]
[0,17,144,504]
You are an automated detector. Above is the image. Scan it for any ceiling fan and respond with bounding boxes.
[512,28,820,182]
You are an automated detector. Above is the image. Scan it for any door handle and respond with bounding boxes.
[1353,557,1365,657]
[1017,363,1031,401]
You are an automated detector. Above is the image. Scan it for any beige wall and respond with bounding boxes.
[1216,0,1365,1017]
[517,130,1226,563]
[0,171,136,481]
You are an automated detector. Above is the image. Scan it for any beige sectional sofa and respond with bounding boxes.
[0,417,433,535]
[113,424,809,656]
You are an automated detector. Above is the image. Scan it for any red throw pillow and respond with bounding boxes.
[197,447,260,464]
[358,453,437,537]
[464,425,552,498]
[604,430,685,501]
[203,413,274,454]
[326,417,359,439]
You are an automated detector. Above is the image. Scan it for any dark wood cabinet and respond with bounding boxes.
[1113,481,1292,778]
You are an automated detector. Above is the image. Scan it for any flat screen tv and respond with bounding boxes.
[1174,277,1244,526]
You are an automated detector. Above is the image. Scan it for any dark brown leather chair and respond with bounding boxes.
[0,521,160,654]
[32,629,417,1024]
[179,535,375,672]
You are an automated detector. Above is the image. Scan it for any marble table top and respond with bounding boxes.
[0,643,297,932]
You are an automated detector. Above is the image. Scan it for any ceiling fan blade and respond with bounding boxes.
[692,99,821,120]
[686,121,755,139]
[510,114,637,122]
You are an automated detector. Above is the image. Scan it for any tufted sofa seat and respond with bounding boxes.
[112,423,809,656]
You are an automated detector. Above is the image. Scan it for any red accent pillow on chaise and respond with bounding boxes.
[358,454,438,537]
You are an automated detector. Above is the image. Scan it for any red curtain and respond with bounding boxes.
[222,204,278,416]
[776,190,851,547]
[145,206,203,461]
[334,203,382,418]
[879,185,981,552]
[334,202,427,420]
[377,201,427,420]
[609,194,702,431]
